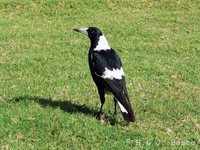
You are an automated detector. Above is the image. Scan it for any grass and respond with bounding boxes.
[0,0,200,149]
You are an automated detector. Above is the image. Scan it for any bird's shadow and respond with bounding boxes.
[13,96,117,125]
[14,96,98,117]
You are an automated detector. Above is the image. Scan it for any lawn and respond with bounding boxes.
[0,0,200,149]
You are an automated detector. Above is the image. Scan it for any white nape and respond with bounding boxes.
[94,35,111,51]
[117,101,128,113]
[101,67,125,80]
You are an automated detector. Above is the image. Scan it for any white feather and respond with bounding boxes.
[101,67,124,80]
[94,35,111,51]
[117,101,128,113]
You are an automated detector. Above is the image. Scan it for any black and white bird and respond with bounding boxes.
[73,27,135,122]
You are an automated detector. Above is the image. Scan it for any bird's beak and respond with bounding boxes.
[73,28,88,36]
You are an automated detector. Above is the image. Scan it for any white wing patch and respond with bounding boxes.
[101,67,125,80]
[117,101,128,113]
[94,35,111,51]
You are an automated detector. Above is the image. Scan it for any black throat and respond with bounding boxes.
[87,28,103,50]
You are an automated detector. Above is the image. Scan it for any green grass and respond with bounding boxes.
[0,0,200,149]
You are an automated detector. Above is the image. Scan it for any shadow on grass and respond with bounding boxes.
[13,96,117,125]
[14,96,98,117]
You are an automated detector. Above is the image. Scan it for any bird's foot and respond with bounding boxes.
[95,112,102,119]
[95,113,106,124]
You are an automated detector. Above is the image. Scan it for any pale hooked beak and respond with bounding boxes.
[73,28,88,35]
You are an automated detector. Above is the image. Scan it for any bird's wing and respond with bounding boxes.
[92,49,135,122]
[91,49,122,76]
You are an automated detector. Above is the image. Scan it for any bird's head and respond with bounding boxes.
[73,27,103,42]
[73,27,110,50]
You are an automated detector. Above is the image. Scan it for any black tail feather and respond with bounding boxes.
[122,112,135,122]
[116,91,136,122]
[102,79,136,122]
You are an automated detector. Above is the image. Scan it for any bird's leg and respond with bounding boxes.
[97,88,105,117]
[113,97,117,115]
[99,103,104,114]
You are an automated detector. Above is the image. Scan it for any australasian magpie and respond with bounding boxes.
[73,27,135,122]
